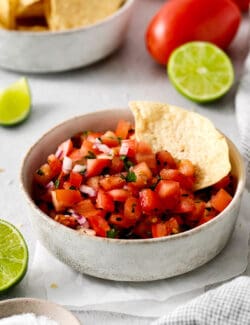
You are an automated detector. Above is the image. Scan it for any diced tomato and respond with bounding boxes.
[139,189,160,213]
[115,119,131,139]
[51,189,82,212]
[133,216,152,238]
[152,222,171,238]
[85,158,111,178]
[55,139,73,159]
[155,180,180,210]
[198,214,215,226]
[86,132,103,143]
[136,141,153,154]
[212,174,231,191]
[132,162,152,187]
[88,213,110,237]
[68,149,84,162]
[108,189,130,202]
[211,188,232,212]
[47,154,62,176]
[101,131,120,147]
[160,169,194,190]
[86,176,101,191]
[186,201,206,221]
[109,213,132,228]
[80,140,99,157]
[54,214,78,228]
[174,196,195,213]
[110,156,124,174]
[69,172,83,188]
[156,150,176,169]
[99,175,125,191]
[135,153,157,170]
[119,139,136,158]
[73,199,96,217]
[34,163,53,186]
[124,197,141,223]
[178,159,195,177]
[168,217,180,234]
[96,190,115,212]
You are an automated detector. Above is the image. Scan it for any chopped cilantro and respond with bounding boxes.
[36,169,44,176]
[69,185,76,190]
[120,155,134,171]
[54,179,60,188]
[122,171,136,182]
[83,130,89,136]
[107,228,118,238]
[117,136,122,144]
[85,151,96,159]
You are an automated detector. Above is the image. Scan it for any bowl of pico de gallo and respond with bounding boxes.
[20,103,245,281]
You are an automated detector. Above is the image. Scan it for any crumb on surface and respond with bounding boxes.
[50,283,58,289]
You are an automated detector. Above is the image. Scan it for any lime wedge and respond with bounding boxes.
[0,219,28,293]
[167,42,234,103]
[0,77,31,126]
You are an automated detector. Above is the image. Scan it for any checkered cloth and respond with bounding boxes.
[152,276,250,325]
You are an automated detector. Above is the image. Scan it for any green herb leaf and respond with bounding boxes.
[120,155,134,171]
[54,179,60,189]
[107,228,118,238]
[85,151,96,159]
[69,185,76,190]
[125,171,136,182]
[36,169,44,176]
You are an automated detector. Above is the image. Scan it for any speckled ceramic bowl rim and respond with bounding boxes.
[0,0,134,36]
[20,107,246,245]
[0,297,80,324]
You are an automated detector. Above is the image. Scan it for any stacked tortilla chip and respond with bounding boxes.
[0,0,124,31]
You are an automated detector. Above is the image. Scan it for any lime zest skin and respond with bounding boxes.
[0,77,31,126]
[167,42,234,103]
[0,219,29,293]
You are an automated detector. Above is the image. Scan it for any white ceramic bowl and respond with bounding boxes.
[20,108,246,281]
[0,0,134,73]
[0,298,80,324]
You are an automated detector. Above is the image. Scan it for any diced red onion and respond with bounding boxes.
[97,153,113,160]
[119,142,129,155]
[46,181,55,190]
[94,141,113,155]
[72,164,86,173]
[55,148,63,159]
[80,185,97,197]
[62,156,73,174]
[68,209,89,227]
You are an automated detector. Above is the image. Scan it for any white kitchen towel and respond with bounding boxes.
[152,276,250,325]
[236,51,250,190]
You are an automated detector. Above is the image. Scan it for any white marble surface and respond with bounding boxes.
[0,0,249,324]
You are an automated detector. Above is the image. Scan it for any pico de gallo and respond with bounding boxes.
[33,119,234,239]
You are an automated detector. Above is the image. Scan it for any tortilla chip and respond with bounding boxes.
[0,0,18,29]
[17,0,44,18]
[16,24,47,31]
[46,0,124,31]
[129,101,231,191]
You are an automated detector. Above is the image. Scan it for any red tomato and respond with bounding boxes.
[124,197,142,223]
[232,0,250,11]
[211,188,232,212]
[145,0,241,64]
[99,175,125,191]
[51,189,82,212]
[85,158,111,178]
[96,190,115,212]
[115,119,131,139]
[88,213,111,237]
[139,189,160,213]
[69,172,83,188]
[108,189,130,202]
[155,180,180,210]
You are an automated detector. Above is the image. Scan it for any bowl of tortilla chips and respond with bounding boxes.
[0,0,134,73]
[20,101,246,281]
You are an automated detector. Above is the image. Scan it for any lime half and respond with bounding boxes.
[0,219,28,293]
[0,77,31,126]
[167,42,234,103]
